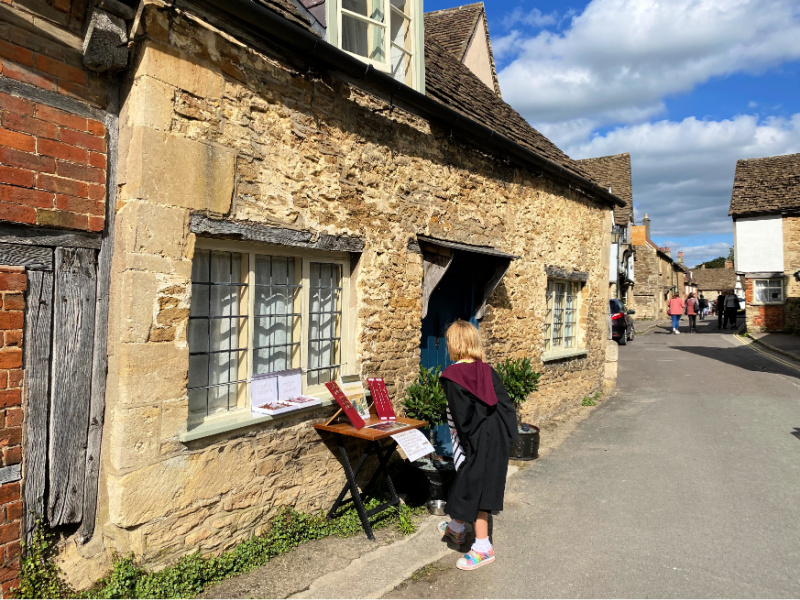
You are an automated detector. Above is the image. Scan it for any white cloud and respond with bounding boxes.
[502,7,560,30]
[497,0,800,125]
[565,113,800,244]
[669,242,732,269]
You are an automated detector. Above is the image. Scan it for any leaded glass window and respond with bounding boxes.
[544,279,580,352]
[753,278,783,304]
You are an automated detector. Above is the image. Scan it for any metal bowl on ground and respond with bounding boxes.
[427,499,447,515]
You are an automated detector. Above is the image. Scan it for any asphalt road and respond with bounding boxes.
[385,319,800,598]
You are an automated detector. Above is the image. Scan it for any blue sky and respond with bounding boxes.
[425,0,800,267]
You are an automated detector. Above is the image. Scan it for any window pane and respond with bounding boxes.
[343,0,384,21]
[188,250,248,418]
[308,263,342,386]
[342,14,385,62]
[253,255,300,376]
[754,280,769,303]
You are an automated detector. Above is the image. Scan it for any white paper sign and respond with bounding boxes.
[391,429,434,463]
[251,374,278,408]
[277,368,302,399]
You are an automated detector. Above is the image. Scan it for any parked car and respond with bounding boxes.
[609,299,635,345]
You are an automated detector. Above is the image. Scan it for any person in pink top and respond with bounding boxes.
[685,292,700,333]
[667,292,685,334]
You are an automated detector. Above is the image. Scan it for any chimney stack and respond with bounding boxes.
[725,260,733,269]
[677,251,684,265]
[643,213,651,240]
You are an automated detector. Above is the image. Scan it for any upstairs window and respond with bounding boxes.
[328,0,424,92]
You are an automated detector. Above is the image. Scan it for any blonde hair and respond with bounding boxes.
[445,319,485,362]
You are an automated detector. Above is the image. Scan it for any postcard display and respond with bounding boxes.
[251,368,322,416]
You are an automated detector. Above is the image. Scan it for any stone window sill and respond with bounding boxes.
[179,398,336,443]
[542,348,588,363]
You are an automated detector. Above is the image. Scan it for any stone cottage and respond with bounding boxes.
[693,264,737,311]
[577,153,635,305]
[630,215,687,319]
[730,153,800,332]
[0,0,626,588]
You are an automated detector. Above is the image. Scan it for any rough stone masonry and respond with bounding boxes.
[56,2,615,586]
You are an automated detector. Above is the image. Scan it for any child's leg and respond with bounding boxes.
[474,512,489,540]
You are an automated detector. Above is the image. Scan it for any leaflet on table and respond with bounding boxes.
[338,374,370,420]
[390,429,434,463]
[251,369,321,415]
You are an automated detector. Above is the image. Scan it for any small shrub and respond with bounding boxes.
[15,522,73,600]
[496,357,541,414]
[582,392,601,407]
[402,365,447,429]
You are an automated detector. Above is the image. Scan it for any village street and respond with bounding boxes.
[384,320,800,598]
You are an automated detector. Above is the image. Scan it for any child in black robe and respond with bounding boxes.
[437,320,518,570]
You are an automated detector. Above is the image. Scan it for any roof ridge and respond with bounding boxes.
[425,2,485,16]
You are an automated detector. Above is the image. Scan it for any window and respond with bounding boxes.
[544,279,580,352]
[753,278,783,304]
[328,0,424,91]
[188,243,351,422]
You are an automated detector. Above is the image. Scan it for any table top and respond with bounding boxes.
[314,416,427,441]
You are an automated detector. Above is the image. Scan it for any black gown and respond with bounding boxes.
[441,366,518,522]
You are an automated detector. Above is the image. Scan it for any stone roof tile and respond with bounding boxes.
[729,153,800,217]
[692,268,737,292]
[423,3,484,61]
[577,153,633,226]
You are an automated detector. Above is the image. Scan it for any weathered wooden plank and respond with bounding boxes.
[190,214,366,253]
[23,269,53,540]
[48,248,97,526]
[0,242,53,271]
[0,224,101,249]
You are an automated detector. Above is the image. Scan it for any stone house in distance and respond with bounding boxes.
[693,264,737,309]
[730,153,800,332]
[0,0,626,589]
[577,153,635,305]
[630,215,688,319]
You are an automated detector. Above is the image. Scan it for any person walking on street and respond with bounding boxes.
[716,291,726,329]
[685,292,700,333]
[723,289,740,330]
[699,294,708,320]
[667,292,685,334]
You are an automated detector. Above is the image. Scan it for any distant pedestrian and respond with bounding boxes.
[723,289,740,330]
[438,320,518,571]
[667,292,684,334]
[685,292,700,333]
[716,292,726,329]
[698,294,708,320]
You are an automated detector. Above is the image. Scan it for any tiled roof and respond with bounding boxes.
[729,153,800,217]
[577,153,633,226]
[424,3,484,62]
[424,38,596,184]
[424,3,501,96]
[254,0,314,29]
[692,267,737,292]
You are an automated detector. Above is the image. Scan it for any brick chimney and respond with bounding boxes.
[725,260,733,269]
[643,213,651,240]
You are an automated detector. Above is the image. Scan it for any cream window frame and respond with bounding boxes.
[543,279,583,356]
[188,239,354,426]
[752,278,784,305]
[327,0,425,93]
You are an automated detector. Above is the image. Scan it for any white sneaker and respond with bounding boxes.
[674,329,680,334]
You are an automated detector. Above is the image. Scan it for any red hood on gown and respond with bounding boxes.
[440,360,498,407]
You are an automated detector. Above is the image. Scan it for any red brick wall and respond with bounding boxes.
[0,267,25,597]
[0,92,106,232]
[744,278,786,331]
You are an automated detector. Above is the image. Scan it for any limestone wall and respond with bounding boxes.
[784,217,800,332]
[73,4,613,581]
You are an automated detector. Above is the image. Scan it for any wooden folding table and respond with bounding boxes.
[314,415,426,540]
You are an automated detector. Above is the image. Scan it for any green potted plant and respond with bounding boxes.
[401,365,454,505]
[496,357,541,460]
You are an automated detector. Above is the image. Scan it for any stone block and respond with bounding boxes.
[107,404,161,473]
[120,127,234,214]
[160,398,189,446]
[117,270,158,343]
[116,343,188,407]
[83,9,129,73]
[136,41,225,100]
[605,339,618,363]
[122,76,174,131]
[108,441,255,528]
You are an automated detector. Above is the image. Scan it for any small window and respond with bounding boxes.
[330,0,423,91]
[188,244,351,423]
[544,279,581,352]
[753,278,783,304]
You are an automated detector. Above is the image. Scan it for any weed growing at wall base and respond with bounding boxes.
[15,502,421,599]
